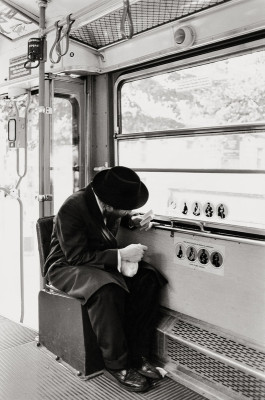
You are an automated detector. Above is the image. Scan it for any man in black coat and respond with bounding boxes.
[44,166,166,392]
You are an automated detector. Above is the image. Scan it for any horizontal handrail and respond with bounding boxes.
[170,217,205,232]
[114,123,265,140]
[153,223,265,247]
[127,168,265,174]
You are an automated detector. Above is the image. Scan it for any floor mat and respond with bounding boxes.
[0,316,207,400]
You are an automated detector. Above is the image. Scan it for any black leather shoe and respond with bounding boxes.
[105,368,150,392]
[137,357,161,380]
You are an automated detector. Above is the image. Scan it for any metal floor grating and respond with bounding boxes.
[70,0,233,49]
[0,315,207,400]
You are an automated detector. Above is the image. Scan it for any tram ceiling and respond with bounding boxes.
[69,0,235,50]
[0,0,262,80]
[0,0,236,48]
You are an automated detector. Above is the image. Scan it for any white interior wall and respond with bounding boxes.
[117,227,265,347]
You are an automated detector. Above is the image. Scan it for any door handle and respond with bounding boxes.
[36,194,53,202]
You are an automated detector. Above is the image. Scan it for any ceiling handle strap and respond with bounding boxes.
[120,0,134,39]
[56,14,75,57]
[49,21,62,64]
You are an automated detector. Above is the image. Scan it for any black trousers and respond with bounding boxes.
[85,267,160,370]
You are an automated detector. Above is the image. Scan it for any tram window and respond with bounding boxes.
[51,96,80,214]
[118,133,265,170]
[121,51,265,133]
[0,101,19,187]
[131,171,265,231]
[0,95,40,326]
[117,49,265,233]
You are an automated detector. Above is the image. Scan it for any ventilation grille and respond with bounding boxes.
[70,0,232,49]
[171,319,265,373]
[167,339,265,400]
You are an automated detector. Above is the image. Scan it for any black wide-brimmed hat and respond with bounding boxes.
[92,166,149,210]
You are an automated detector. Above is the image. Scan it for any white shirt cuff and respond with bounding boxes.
[117,249,122,272]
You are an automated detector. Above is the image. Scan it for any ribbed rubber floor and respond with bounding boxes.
[0,315,36,351]
[0,315,206,400]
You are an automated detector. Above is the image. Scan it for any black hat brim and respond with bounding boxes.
[92,169,149,210]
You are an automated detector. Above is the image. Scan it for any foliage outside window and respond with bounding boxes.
[121,51,265,133]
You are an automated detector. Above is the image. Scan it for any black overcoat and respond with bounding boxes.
[44,184,166,304]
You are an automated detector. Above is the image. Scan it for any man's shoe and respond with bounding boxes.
[105,368,150,392]
[137,357,161,380]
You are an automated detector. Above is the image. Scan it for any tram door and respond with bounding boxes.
[0,76,86,330]
[48,76,87,215]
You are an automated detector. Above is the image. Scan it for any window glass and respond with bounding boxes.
[118,132,265,170]
[51,96,80,213]
[121,51,265,133]
[0,100,18,187]
[0,95,40,328]
[135,172,265,230]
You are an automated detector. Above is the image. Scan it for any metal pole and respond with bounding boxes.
[15,92,31,190]
[18,197,24,323]
[0,187,24,322]
[38,1,48,218]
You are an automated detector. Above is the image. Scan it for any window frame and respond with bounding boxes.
[113,39,265,240]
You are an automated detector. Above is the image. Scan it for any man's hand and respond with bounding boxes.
[131,210,154,231]
[120,243,148,262]
[120,260,138,277]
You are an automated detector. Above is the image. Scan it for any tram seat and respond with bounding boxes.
[36,216,104,376]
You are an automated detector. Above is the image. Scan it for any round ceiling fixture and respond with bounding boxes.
[174,26,196,48]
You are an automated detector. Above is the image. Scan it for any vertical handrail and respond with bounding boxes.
[38,1,49,295]
[15,91,31,190]
[38,1,48,218]
[0,187,24,322]
[17,196,24,323]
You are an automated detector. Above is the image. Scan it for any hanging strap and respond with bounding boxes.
[49,21,63,64]
[120,0,134,39]
[56,14,75,57]
[49,14,75,64]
